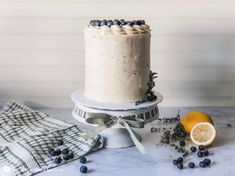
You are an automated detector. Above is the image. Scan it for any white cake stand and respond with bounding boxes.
[71,89,163,148]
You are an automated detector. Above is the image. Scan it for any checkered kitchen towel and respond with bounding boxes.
[0,101,104,176]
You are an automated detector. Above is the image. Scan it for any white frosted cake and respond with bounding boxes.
[84,19,153,103]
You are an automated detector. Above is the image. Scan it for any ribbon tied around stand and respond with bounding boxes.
[83,112,147,154]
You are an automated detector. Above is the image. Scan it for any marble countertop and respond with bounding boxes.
[37,107,235,176]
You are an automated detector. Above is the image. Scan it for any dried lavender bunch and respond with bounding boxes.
[159,123,189,156]
[157,110,189,157]
[160,124,187,144]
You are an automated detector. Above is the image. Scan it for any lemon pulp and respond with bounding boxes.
[190,122,216,146]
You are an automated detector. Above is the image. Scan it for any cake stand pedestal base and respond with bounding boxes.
[101,127,141,148]
[71,89,163,149]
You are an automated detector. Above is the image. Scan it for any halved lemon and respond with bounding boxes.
[180,111,213,133]
[190,122,216,146]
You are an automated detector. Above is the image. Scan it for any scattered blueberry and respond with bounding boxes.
[50,150,56,157]
[55,149,61,156]
[199,145,205,151]
[190,146,197,153]
[204,158,211,166]
[203,150,209,156]
[63,154,70,161]
[199,161,206,168]
[80,156,87,164]
[62,148,69,155]
[177,163,183,169]
[177,157,183,163]
[197,151,203,158]
[49,148,54,154]
[179,141,186,147]
[80,165,88,173]
[68,153,74,159]
[54,157,62,164]
[173,159,178,166]
[57,140,64,146]
[188,162,195,169]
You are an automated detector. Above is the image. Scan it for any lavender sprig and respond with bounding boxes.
[135,71,158,105]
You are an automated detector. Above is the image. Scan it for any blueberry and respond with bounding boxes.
[177,163,183,169]
[50,150,56,157]
[63,154,70,161]
[68,153,74,159]
[199,161,206,168]
[188,162,195,168]
[89,20,96,26]
[199,145,205,151]
[54,157,62,164]
[179,141,186,147]
[49,148,54,154]
[121,21,127,25]
[173,159,178,166]
[55,149,61,156]
[126,21,134,26]
[94,20,100,26]
[107,20,113,27]
[113,20,121,26]
[120,19,127,25]
[197,151,203,158]
[80,165,88,173]
[177,157,183,163]
[62,148,69,155]
[140,20,145,24]
[132,20,137,25]
[57,140,64,146]
[203,158,211,166]
[203,150,209,156]
[49,148,54,152]
[190,146,197,153]
[136,20,142,25]
[100,20,107,26]
[80,156,87,164]
[147,94,156,101]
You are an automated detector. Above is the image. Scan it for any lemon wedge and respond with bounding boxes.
[190,122,216,146]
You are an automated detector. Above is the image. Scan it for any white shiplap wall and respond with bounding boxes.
[0,0,235,108]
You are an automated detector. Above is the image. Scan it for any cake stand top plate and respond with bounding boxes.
[71,89,163,111]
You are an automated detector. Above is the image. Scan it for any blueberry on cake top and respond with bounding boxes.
[87,19,151,35]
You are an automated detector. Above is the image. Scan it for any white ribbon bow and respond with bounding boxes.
[83,112,147,154]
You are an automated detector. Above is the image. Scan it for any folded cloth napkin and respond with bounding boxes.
[0,101,104,176]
